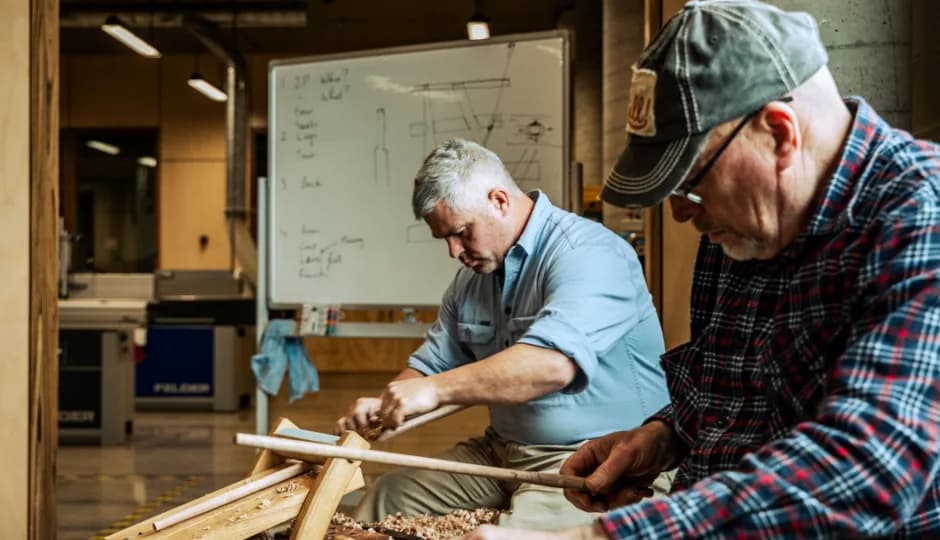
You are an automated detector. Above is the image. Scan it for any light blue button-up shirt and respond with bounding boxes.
[409,191,669,445]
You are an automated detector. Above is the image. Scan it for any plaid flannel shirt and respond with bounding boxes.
[600,99,940,538]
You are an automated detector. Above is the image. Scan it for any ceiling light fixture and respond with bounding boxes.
[101,15,162,58]
[137,156,158,168]
[467,0,490,40]
[86,140,121,155]
[187,73,228,102]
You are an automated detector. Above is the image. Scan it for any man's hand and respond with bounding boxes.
[335,397,382,439]
[450,523,609,540]
[562,421,677,512]
[377,376,442,429]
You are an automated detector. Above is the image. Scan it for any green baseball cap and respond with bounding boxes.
[602,0,828,208]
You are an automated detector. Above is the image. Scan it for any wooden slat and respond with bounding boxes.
[105,462,363,539]
[152,462,312,532]
[248,417,296,475]
[106,417,365,540]
[290,431,370,540]
[151,473,317,539]
[105,464,307,540]
[29,0,59,538]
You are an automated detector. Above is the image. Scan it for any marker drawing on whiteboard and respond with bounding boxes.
[374,108,390,186]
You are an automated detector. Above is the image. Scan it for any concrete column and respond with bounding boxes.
[600,0,646,233]
[602,0,645,176]
[769,0,912,130]
[558,0,604,189]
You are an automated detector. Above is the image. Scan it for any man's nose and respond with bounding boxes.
[669,195,702,223]
[446,237,464,259]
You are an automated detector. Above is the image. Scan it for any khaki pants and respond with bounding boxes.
[354,428,675,530]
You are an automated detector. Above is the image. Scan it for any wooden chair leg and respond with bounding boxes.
[289,431,370,540]
[249,417,299,475]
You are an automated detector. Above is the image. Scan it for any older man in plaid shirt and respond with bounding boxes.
[456,1,940,539]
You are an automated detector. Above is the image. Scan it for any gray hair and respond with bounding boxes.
[412,138,521,219]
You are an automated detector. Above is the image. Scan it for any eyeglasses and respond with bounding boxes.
[671,96,794,205]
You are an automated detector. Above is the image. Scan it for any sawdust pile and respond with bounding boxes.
[330,508,500,539]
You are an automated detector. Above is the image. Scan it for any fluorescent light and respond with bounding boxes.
[101,15,161,59]
[467,18,490,40]
[467,1,490,40]
[137,156,157,168]
[86,140,120,155]
[187,73,228,102]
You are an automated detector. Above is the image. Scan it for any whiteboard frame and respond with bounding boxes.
[266,30,571,310]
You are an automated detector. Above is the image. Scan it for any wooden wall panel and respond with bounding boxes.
[63,55,159,127]
[661,215,697,349]
[159,160,230,269]
[656,0,698,349]
[160,55,226,160]
[160,120,226,161]
[304,337,420,372]
[0,2,31,535]
[29,0,59,536]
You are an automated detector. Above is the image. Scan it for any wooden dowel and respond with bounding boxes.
[375,404,468,442]
[151,461,311,531]
[235,433,587,491]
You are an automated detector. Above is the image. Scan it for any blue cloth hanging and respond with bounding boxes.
[251,319,319,403]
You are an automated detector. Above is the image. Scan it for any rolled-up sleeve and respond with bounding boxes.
[517,243,644,393]
[408,278,470,376]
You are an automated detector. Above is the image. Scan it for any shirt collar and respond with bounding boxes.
[776,97,883,259]
[512,190,551,258]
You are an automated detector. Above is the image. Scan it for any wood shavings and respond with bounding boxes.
[276,480,299,495]
[329,509,500,540]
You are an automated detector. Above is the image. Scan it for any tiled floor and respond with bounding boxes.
[57,372,489,539]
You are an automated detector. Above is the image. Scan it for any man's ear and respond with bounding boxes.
[487,187,511,213]
[762,101,800,172]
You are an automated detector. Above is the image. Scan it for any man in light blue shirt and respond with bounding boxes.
[337,138,670,530]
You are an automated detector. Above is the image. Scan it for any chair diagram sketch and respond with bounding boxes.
[408,77,511,152]
[503,148,542,191]
[407,42,517,152]
[403,43,561,193]
[507,114,558,147]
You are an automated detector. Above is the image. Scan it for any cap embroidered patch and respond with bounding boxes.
[625,66,657,137]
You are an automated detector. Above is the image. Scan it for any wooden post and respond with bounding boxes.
[30,0,59,538]
[289,431,370,540]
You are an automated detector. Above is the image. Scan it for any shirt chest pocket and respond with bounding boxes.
[507,315,537,342]
[456,322,496,360]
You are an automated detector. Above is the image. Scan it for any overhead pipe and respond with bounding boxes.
[183,14,251,275]
[61,2,307,28]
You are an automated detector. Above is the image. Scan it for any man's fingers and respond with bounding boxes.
[564,490,597,512]
[560,448,598,477]
[603,487,651,509]
[380,407,405,429]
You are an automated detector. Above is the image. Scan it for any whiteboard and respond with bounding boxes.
[268,32,569,307]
